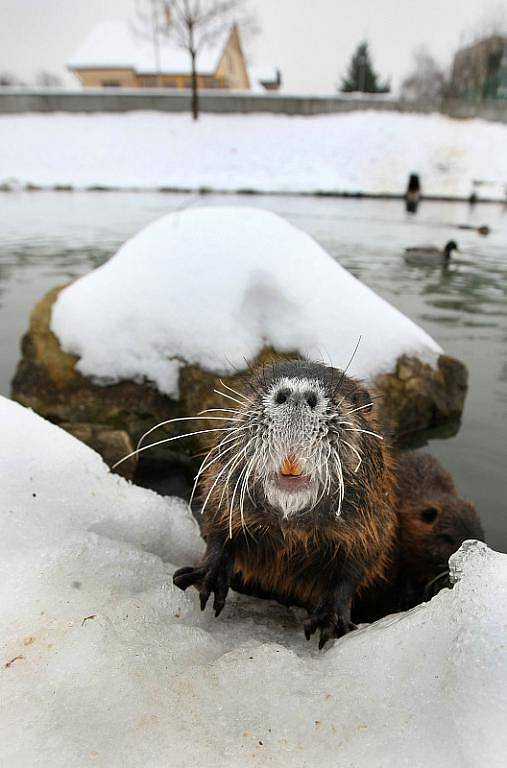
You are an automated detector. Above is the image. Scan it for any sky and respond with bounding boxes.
[1,0,506,93]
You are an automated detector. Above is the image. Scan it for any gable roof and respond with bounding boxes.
[68,20,230,76]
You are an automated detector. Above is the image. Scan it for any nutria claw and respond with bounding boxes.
[173,560,232,617]
[304,604,355,649]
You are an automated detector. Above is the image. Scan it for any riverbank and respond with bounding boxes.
[2,111,507,200]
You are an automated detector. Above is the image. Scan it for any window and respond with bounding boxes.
[101,80,121,87]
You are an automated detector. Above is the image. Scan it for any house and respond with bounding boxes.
[68,19,250,90]
[450,35,507,100]
[248,65,282,92]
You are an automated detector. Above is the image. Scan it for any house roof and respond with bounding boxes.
[249,65,279,85]
[68,20,229,76]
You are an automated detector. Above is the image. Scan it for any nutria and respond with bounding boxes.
[172,360,398,648]
[353,451,484,622]
[395,451,484,605]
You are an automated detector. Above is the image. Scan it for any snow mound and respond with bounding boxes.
[1,396,506,767]
[51,206,441,396]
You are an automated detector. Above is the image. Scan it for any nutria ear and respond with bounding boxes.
[420,506,439,524]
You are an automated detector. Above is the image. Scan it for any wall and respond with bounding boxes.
[0,88,507,123]
[74,69,138,88]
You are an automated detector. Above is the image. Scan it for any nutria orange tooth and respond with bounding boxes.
[280,456,303,477]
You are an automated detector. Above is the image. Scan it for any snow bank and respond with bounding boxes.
[1,395,506,767]
[51,206,442,396]
[1,110,507,198]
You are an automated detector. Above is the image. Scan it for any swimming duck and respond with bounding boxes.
[457,224,490,236]
[403,240,459,266]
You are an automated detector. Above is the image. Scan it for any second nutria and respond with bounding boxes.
[353,451,484,622]
[395,451,484,605]
[173,360,398,648]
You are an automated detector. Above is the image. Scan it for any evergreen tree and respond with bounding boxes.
[340,41,390,93]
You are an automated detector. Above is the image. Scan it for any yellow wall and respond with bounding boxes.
[74,68,138,88]
[215,25,250,89]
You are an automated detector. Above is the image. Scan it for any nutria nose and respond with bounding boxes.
[280,455,303,477]
[275,389,318,409]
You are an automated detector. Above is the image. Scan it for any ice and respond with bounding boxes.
[50,206,442,396]
[1,110,507,199]
[1,395,506,767]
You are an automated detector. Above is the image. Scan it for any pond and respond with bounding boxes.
[1,190,506,550]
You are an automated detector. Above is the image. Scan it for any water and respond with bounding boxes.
[1,190,506,549]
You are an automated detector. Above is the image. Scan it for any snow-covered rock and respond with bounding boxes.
[1,110,507,199]
[1,395,506,767]
[51,206,442,396]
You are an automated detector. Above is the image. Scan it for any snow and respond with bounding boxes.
[50,206,442,396]
[1,110,507,198]
[67,19,227,76]
[1,394,506,767]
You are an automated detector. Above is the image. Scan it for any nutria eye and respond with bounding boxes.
[306,393,318,408]
[275,390,289,405]
[420,507,438,524]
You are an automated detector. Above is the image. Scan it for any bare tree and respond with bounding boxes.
[135,0,255,120]
[35,70,63,87]
[400,47,447,102]
[0,71,24,86]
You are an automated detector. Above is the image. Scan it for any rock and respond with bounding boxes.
[60,422,137,480]
[12,288,468,471]
[374,354,468,438]
[11,286,181,473]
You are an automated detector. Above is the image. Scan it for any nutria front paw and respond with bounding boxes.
[304,602,356,649]
[173,560,232,617]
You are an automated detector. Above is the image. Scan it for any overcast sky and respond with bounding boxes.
[1,0,506,93]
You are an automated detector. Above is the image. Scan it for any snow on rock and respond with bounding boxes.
[1,395,506,767]
[1,110,507,198]
[51,206,442,396]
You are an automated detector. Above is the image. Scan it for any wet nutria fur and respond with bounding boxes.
[173,360,398,648]
[395,451,484,605]
[353,451,484,623]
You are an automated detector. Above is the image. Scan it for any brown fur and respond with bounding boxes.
[175,360,399,644]
[353,451,485,622]
[396,451,484,592]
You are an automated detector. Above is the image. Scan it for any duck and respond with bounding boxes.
[403,240,459,266]
[457,224,490,236]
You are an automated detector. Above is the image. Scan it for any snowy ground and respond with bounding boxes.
[1,110,507,198]
[1,395,506,767]
[51,206,442,396]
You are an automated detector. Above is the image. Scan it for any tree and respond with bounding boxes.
[35,70,63,87]
[340,41,390,94]
[400,47,447,101]
[0,71,24,86]
[135,0,255,120]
